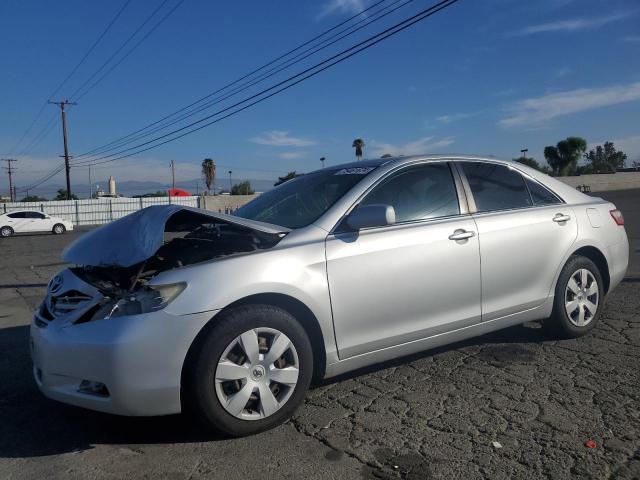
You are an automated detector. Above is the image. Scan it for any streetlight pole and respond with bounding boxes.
[520,148,528,160]
[320,157,326,168]
[228,170,232,193]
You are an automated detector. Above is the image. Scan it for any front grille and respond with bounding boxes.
[35,290,95,328]
[49,290,93,317]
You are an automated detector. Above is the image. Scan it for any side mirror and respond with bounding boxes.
[346,204,396,230]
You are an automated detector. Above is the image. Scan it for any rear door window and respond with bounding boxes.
[460,162,532,212]
[7,212,26,219]
[525,178,562,205]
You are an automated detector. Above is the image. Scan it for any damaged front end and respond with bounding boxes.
[35,206,288,328]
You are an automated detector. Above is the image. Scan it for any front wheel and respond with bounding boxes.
[183,305,313,437]
[1,226,14,237]
[543,255,604,339]
[52,224,66,235]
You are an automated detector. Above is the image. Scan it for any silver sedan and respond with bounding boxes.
[30,155,629,436]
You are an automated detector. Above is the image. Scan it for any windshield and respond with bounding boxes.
[235,167,377,228]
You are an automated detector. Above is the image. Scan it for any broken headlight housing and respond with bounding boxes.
[100,282,187,319]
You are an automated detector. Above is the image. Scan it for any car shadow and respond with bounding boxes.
[0,321,547,459]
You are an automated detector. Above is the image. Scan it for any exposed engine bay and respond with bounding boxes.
[73,210,284,292]
[41,207,287,324]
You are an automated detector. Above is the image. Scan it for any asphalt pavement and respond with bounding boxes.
[0,190,638,479]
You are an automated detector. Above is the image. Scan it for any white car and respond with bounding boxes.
[0,210,73,237]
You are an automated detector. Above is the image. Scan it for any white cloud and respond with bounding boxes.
[276,151,307,160]
[514,12,633,36]
[370,136,455,157]
[318,0,366,19]
[499,81,640,128]
[249,130,316,147]
[436,112,478,124]
[624,35,640,43]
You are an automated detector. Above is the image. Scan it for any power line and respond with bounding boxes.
[74,0,461,169]
[67,0,181,102]
[72,0,394,159]
[73,0,413,160]
[7,0,132,156]
[49,100,77,199]
[21,0,461,191]
[1,158,18,201]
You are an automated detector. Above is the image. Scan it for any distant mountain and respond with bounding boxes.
[22,177,277,200]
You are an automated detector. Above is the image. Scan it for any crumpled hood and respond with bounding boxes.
[62,205,289,268]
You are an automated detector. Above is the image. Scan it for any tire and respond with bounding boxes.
[52,224,66,235]
[543,255,604,339]
[1,226,13,237]
[183,304,313,437]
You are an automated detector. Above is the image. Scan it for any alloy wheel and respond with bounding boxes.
[564,268,599,327]
[215,327,299,420]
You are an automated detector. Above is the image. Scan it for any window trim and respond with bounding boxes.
[455,160,565,215]
[331,160,469,234]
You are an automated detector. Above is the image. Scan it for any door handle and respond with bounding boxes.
[553,213,571,223]
[449,229,475,241]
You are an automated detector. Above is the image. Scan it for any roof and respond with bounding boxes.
[310,154,509,174]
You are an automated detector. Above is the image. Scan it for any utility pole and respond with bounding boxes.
[1,158,18,201]
[49,100,77,199]
[228,170,232,193]
[170,160,176,191]
[520,148,528,160]
[320,156,326,168]
[88,164,92,199]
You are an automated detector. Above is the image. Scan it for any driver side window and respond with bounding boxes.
[360,163,460,223]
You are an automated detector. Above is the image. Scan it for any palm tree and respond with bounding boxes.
[543,137,587,176]
[352,138,365,162]
[201,158,216,194]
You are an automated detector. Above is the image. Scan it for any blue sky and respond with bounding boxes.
[1,0,639,195]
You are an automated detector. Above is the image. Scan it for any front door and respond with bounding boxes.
[325,162,482,359]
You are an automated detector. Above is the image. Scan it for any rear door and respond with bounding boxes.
[457,161,577,321]
[5,212,31,232]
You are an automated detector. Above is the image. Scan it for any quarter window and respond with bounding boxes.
[525,178,562,205]
[461,162,531,212]
[360,163,460,223]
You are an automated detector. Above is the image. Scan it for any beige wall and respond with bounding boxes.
[557,171,640,192]
[201,194,259,213]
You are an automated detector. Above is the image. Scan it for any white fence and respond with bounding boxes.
[1,196,201,226]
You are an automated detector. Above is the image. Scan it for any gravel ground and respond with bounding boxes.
[0,190,638,479]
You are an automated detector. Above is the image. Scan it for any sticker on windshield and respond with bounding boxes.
[334,167,375,175]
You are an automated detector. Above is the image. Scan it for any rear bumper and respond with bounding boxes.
[30,308,216,416]
[607,235,629,292]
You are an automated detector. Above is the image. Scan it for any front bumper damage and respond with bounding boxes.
[31,270,217,416]
[29,205,290,416]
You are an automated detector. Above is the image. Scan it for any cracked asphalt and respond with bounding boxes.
[1,190,638,479]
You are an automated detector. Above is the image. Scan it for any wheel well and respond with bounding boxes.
[182,293,327,388]
[228,293,327,381]
[572,246,610,293]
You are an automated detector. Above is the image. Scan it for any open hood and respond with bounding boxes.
[63,205,289,268]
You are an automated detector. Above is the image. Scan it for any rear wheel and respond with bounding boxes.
[183,304,313,437]
[543,255,603,339]
[52,224,66,235]
[1,226,13,237]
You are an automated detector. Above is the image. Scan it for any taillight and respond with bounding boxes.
[610,209,624,226]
